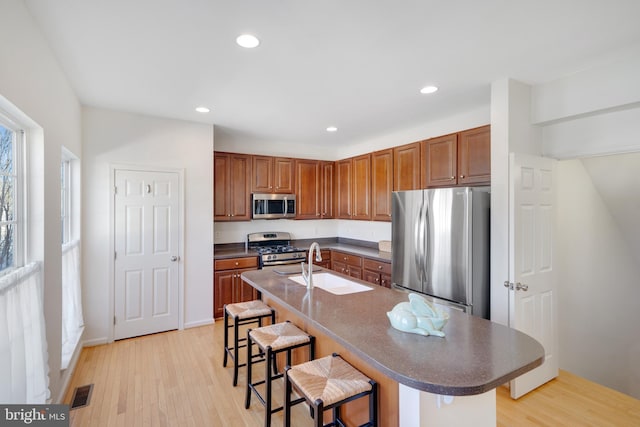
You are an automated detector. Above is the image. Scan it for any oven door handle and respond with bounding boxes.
[262,259,304,267]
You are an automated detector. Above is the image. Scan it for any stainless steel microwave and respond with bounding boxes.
[252,193,296,219]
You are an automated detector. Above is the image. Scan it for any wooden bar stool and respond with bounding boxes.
[223,300,275,386]
[284,353,378,427]
[246,321,315,427]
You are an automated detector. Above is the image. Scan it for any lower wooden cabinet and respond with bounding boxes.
[311,249,332,269]
[213,256,259,318]
[362,258,392,288]
[331,250,362,279]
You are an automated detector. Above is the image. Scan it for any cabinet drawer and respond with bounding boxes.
[332,250,362,267]
[363,258,391,275]
[215,256,258,271]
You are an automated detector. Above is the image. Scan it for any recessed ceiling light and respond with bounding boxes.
[420,85,439,94]
[236,34,260,48]
[326,126,338,132]
[195,106,210,113]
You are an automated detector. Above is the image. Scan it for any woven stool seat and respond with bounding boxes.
[287,354,373,407]
[284,353,378,427]
[246,321,315,427]
[223,300,275,387]
[226,300,273,320]
[249,322,312,351]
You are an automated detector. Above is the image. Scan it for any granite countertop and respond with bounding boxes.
[241,267,544,396]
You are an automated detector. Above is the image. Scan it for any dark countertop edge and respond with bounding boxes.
[241,270,545,396]
[392,357,544,396]
[214,238,392,262]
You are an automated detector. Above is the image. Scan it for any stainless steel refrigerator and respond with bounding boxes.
[391,187,490,318]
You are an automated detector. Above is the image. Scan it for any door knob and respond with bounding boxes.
[515,282,529,291]
[171,256,179,262]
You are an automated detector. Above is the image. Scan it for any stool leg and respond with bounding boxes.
[223,308,229,367]
[245,329,253,409]
[283,368,292,427]
[333,404,340,425]
[370,380,378,427]
[233,316,240,386]
[264,346,275,427]
[314,400,324,427]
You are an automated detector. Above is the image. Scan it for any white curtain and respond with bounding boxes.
[61,240,84,369]
[0,262,50,403]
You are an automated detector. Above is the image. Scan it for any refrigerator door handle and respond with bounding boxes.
[424,200,430,285]
[414,200,424,283]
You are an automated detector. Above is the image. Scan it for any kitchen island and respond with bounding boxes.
[241,268,544,427]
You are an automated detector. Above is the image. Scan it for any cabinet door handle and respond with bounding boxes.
[459,175,465,179]
[449,176,455,180]
[378,265,382,270]
[375,278,379,282]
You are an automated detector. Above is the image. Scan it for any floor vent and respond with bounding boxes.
[70,384,93,410]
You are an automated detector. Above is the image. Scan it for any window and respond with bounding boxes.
[61,148,83,369]
[0,116,23,274]
[61,158,70,244]
[0,104,49,403]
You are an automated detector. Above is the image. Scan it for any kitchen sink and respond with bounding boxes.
[288,272,373,295]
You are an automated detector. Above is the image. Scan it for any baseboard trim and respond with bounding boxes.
[184,318,215,329]
[83,337,108,347]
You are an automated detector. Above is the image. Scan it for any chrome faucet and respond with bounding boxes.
[301,242,322,289]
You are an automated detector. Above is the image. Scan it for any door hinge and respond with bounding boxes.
[113,316,116,325]
[114,251,117,260]
[114,185,118,195]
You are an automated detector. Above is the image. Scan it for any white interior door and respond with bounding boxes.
[114,169,180,340]
[508,153,558,398]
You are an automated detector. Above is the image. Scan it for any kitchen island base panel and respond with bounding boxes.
[263,297,399,427]
[399,385,496,427]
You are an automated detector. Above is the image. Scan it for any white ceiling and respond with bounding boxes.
[24,0,640,146]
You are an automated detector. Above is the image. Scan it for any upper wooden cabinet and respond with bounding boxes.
[422,133,458,187]
[251,155,294,193]
[214,152,251,221]
[336,154,371,220]
[213,125,489,222]
[352,154,372,220]
[295,159,335,219]
[295,159,320,219]
[393,142,421,191]
[321,161,334,219]
[371,149,393,221]
[458,125,491,185]
[335,158,352,219]
[421,125,490,188]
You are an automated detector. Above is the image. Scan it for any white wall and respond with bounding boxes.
[82,107,214,344]
[489,79,543,326]
[214,219,392,246]
[0,0,82,403]
[534,47,640,399]
[557,160,640,399]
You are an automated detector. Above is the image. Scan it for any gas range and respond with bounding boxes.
[247,232,306,268]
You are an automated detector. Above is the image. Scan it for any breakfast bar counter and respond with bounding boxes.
[241,268,544,426]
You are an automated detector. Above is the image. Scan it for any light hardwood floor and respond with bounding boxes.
[64,323,640,426]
